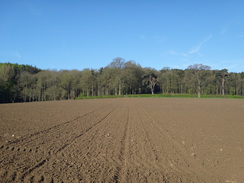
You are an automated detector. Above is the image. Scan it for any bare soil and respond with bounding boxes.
[0,98,243,183]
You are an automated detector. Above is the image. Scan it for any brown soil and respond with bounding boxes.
[0,98,243,183]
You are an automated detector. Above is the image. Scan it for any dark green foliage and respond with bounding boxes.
[0,60,244,103]
[0,63,41,102]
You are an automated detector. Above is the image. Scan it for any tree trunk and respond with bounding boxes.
[92,84,94,96]
[221,78,225,95]
[198,85,201,98]
[151,84,155,95]
[98,85,100,96]
[115,87,117,95]
[119,84,121,95]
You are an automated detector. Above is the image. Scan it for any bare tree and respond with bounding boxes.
[187,64,211,98]
[108,57,125,95]
[220,69,228,95]
[18,71,32,102]
[148,74,158,95]
[123,61,143,94]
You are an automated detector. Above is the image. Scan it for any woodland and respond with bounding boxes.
[0,57,244,103]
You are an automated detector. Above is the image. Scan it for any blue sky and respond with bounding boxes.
[0,0,244,72]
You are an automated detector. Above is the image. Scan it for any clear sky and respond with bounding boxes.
[0,0,244,72]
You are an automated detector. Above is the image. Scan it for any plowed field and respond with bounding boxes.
[0,98,243,183]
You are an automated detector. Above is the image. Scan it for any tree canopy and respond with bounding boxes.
[0,59,244,103]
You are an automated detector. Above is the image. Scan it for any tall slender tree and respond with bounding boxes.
[186,64,211,98]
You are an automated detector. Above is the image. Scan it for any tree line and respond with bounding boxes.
[1,58,244,103]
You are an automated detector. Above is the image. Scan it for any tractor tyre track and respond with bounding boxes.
[5,101,116,147]
[1,101,119,182]
[139,103,223,182]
